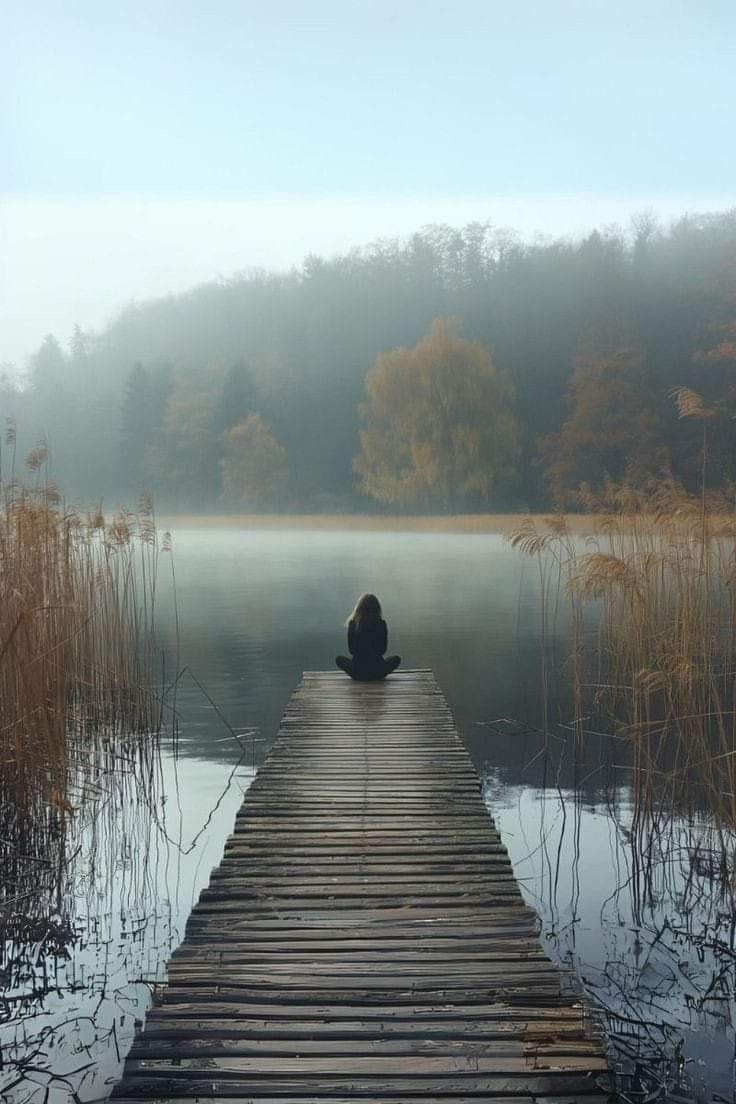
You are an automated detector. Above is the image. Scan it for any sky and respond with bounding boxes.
[2,0,735,366]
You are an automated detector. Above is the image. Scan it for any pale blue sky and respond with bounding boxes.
[5,0,736,196]
[2,1,735,363]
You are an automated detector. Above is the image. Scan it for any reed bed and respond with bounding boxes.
[508,481,736,866]
[0,445,164,924]
[506,490,736,1096]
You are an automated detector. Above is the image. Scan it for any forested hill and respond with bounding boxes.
[6,211,736,512]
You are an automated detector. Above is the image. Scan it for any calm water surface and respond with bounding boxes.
[2,526,734,1102]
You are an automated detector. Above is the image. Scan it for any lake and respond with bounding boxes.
[2,524,734,1102]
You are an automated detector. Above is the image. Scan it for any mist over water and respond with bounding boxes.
[155,526,553,759]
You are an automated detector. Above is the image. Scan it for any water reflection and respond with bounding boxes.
[487,766,735,1102]
[2,526,735,1101]
[1,750,253,1103]
[150,527,559,765]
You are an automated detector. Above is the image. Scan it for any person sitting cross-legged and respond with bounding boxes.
[335,593,401,681]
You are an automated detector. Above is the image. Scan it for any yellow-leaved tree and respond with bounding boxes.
[221,414,288,508]
[353,319,518,508]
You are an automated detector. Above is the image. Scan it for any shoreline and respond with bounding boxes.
[157,512,595,534]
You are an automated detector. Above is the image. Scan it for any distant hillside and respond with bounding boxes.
[5,212,736,511]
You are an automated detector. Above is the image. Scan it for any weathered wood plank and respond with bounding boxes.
[139,1016,595,1038]
[124,1055,609,1074]
[113,1073,606,1096]
[113,1097,535,1104]
[148,1000,591,1020]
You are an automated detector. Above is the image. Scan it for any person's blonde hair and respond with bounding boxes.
[347,593,382,628]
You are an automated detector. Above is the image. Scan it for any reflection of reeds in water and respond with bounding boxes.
[487,760,735,1102]
[1,745,255,1103]
[1,738,169,1103]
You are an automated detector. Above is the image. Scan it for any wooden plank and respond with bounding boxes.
[113,1098,536,1104]
[149,1000,590,1020]
[139,1016,595,1038]
[126,1040,603,1059]
[165,963,560,981]
[124,1054,608,1073]
[187,905,533,922]
[168,946,548,963]
[220,848,507,858]
[182,912,540,933]
[112,670,609,1102]
[113,1098,534,1104]
[154,982,572,1008]
[175,940,544,954]
[202,876,519,890]
[113,1073,606,1095]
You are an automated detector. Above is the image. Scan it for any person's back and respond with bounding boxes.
[348,614,387,663]
[336,594,401,681]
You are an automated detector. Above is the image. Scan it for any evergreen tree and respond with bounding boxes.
[30,334,66,393]
[214,361,258,434]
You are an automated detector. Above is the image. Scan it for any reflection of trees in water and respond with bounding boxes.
[0,724,253,1103]
[0,732,165,1102]
[482,720,736,1104]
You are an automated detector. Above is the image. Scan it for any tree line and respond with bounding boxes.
[4,210,736,512]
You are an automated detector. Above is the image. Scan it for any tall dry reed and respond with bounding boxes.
[0,442,162,832]
[509,481,736,866]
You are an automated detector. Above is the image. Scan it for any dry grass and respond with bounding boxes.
[508,480,736,854]
[0,450,162,825]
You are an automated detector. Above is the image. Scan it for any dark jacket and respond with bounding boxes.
[348,617,388,662]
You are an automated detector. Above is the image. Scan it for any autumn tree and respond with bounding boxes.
[221,414,288,509]
[353,319,518,509]
[540,336,669,506]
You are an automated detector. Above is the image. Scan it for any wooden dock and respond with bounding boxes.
[113,669,609,1102]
